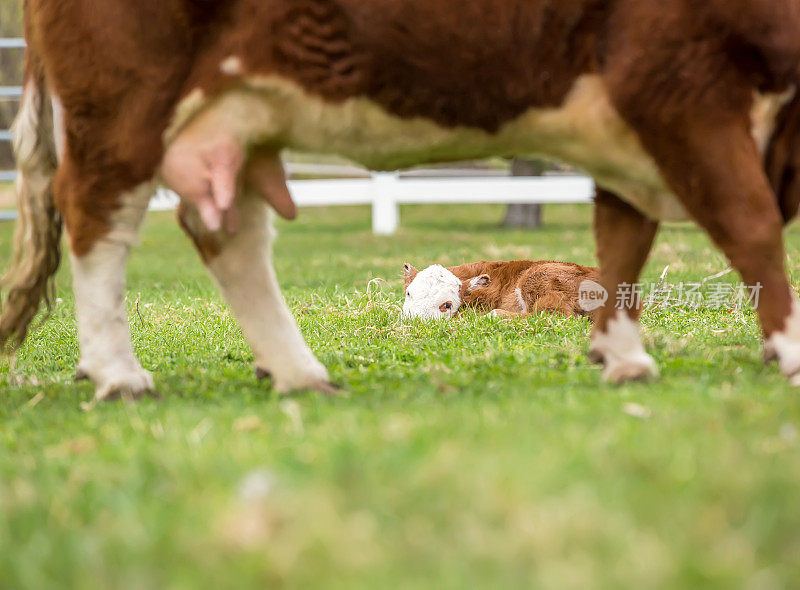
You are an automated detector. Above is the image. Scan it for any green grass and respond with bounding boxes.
[1,203,800,589]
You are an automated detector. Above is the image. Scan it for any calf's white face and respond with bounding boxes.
[402,264,461,320]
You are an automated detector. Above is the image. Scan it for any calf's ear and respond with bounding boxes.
[403,263,419,287]
[469,274,491,290]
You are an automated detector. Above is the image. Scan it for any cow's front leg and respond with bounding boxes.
[177,193,336,394]
[68,183,156,401]
[589,190,660,384]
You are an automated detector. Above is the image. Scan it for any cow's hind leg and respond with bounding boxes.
[66,182,156,401]
[589,189,660,384]
[178,193,336,394]
[622,99,800,381]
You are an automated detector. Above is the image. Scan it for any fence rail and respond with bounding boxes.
[0,86,23,98]
[1,36,595,234]
[0,38,25,49]
[152,173,593,235]
[1,38,24,188]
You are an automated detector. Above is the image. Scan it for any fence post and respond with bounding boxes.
[371,171,399,235]
[503,158,544,228]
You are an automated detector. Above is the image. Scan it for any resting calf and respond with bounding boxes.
[402,261,600,320]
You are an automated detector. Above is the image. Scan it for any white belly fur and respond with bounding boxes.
[165,75,790,223]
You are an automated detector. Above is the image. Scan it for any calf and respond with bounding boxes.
[402,261,599,320]
[4,1,800,398]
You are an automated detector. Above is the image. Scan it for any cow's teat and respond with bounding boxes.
[162,106,297,232]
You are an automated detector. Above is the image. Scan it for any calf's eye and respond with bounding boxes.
[439,301,453,313]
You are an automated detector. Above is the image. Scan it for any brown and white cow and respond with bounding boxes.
[4,1,800,399]
[402,261,599,320]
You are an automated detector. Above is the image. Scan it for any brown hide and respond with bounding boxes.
[766,96,800,223]
[448,260,600,318]
[24,0,800,254]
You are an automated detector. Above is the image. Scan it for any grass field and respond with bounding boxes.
[1,203,799,589]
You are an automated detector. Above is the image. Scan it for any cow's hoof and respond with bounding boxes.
[256,367,340,394]
[94,370,157,402]
[273,365,342,396]
[601,354,659,385]
[264,354,343,396]
[587,349,604,365]
[275,378,343,397]
[301,380,343,396]
[764,339,800,384]
[763,345,779,364]
[97,384,160,402]
[764,300,800,383]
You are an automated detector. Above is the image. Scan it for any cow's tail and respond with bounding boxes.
[0,48,62,353]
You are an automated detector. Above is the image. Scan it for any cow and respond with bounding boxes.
[402,261,599,320]
[4,0,800,399]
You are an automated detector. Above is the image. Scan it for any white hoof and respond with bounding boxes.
[764,338,800,381]
[764,296,800,383]
[601,353,659,384]
[90,366,156,401]
[266,355,338,395]
[591,310,659,385]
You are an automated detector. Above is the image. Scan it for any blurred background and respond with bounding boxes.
[0,0,23,176]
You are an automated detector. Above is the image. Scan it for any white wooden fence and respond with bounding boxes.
[150,172,594,235]
[2,36,595,233]
[0,37,25,185]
